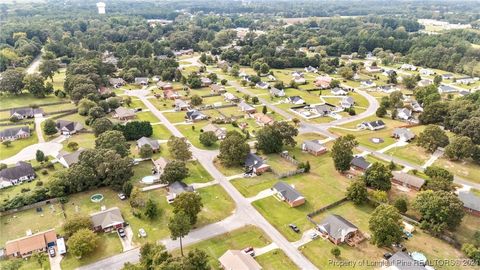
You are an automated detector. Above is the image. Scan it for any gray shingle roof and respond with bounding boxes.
[168,181,194,195]
[0,126,30,138]
[273,181,304,202]
[0,162,35,181]
[10,108,43,117]
[90,207,124,230]
[318,214,358,242]
[387,252,426,270]
[351,156,371,170]
[458,191,480,212]
[245,153,265,169]
[137,136,160,150]
[392,171,425,189]
[56,120,83,132]
[302,140,326,152]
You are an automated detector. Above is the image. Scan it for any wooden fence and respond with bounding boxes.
[0,198,60,216]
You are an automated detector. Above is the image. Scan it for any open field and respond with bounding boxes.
[0,93,68,109]
[61,132,96,151]
[384,144,431,166]
[434,157,480,184]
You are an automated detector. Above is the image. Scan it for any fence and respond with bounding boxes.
[0,198,60,216]
[49,109,79,120]
[307,197,348,220]
[0,121,34,127]
[274,168,305,179]
[279,151,300,165]
[0,101,71,112]
[45,108,78,117]
[200,93,221,98]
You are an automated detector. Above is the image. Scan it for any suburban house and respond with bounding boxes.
[56,148,85,168]
[55,120,84,135]
[392,128,416,142]
[134,77,149,85]
[377,85,398,94]
[152,157,168,175]
[331,87,348,96]
[163,89,180,100]
[267,75,276,81]
[391,171,425,191]
[173,49,194,57]
[210,84,226,94]
[5,229,57,258]
[253,113,274,126]
[419,68,435,76]
[351,156,371,171]
[10,107,43,119]
[186,110,208,122]
[458,191,480,216]
[401,64,417,71]
[438,84,458,94]
[272,181,305,207]
[340,96,355,108]
[109,78,126,88]
[157,81,173,90]
[396,108,412,120]
[317,214,363,245]
[136,136,160,152]
[269,87,285,97]
[238,101,256,114]
[360,120,386,131]
[383,69,396,77]
[411,101,423,112]
[287,96,305,105]
[166,181,194,203]
[314,104,336,116]
[219,250,262,270]
[361,80,375,87]
[202,123,227,140]
[90,207,125,232]
[365,65,382,73]
[301,140,327,156]
[256,81,269,89]
[305,66,318,73]
[114,107,136,121]
[174,99,190,111]
[0,162,36,188]
[441,73,454,80]
[293,75,306,84]
[456,77,478,84]
[417,79,433,87]
[200,77,212,87]
[386,252,427,270]
[223,92,240,103]
[245,153,270,175]
[291,71,304,77]
[314,76,332,89]
[0,126,30,141]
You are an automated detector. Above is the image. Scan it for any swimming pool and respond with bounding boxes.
[141,175,159,184]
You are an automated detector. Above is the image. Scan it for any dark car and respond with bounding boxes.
[118,228,126,238]
[48,247,56,257]
[288,224,300,233]
[383,253,393,260]
[243,247,255,257]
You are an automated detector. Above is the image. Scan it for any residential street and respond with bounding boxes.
[0,141,63,165]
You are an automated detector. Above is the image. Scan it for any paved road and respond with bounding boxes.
[0,141,63,165]
[34,116,45,143]
[79,92,319,270]
[26,53,42,74]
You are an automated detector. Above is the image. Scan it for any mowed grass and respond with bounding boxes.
[151,124,172,140]
[163,111,187,123]
[231,173,279,198]
[0,92,68,109]
[184,160,213,184]
[433,157,480,184]
[0,256,50,270]
[0,203,65,244]
[136,111,161,123]
[256,249,299,270]
[196,184,235,227]
[61,132,96,151]
[384,143,431,166]
[60,233,123,270]
[174,226,271,269]
[49,68,66,90]
[0,129,38,160]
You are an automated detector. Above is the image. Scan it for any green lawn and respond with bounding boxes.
[49,68,66,91]
[256,249,299,270]
[129,99,147,109]
[176,124,220,150]
[265,153,298,174]
[385,144,431,166]
[163,111,187,123]
[231,173,279,198]
[60,233,123,270]
[151,124,172,140]
[174,226,271,269]
[213,159,245,176]
[0,256,50,270]
[0,130,38,160]
[184,160,213,184]
[196,184,235,227]
[0,203,65,244]
[0,92,68,109]
[137,111,161,123]
[61,133,96,151]
[433,157,480,184]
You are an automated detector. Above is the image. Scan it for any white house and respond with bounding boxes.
[396,108,412,120]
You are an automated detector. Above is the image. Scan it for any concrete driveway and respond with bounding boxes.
[120,226,135,251]
[0,142,63,165]
[48,247,62,270]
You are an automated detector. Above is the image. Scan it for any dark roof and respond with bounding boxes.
[0,126,30,138]
[288,96,304,103]
[90,207,124,229]
[168,181,194,195]
[458,191,480,212]
[351,156,371,170]
[56,120,83,132]
[245,153,265,169]
[0,162,35,181]
[273,181,304,202]
[137,136,160,150]
[186,110,206,120]
[368,120,385,128]
[302,140,326,152]
[318,214,358,242]
[10,107,43,117]
[392,171,425,189]
[387,252,426,270]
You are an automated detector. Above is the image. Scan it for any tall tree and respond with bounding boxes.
[67,228,99,258]
[331,134,358,172]
[43,119,57,136]
[444,136,474,160]
[168,211,191,256]
[363,162,392,191]
[167,136,192,161]
[95,130,130,157]
[160,160,189,184]
[63,214,93,237]
[369,204,403,247]
[218,131,250,167]
[0,68,25,94]
[173,192,203,225]
[416,125,449,153]
[346,180,368,204]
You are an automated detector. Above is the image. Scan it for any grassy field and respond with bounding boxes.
[196,184,235,227]
[433,157,480,184]
[163,111,187,123]
[184,160,213,184]
[60,233,123,270]
[384,144,431,166]
[231,173,279,198]
[0,256,50,270]
[61,132,96,151]
[213,159,245,176]
[0,203,65,244]
[136,111,161,123]
[0,92,68,109]
[151,124,171,140]
[173,226,272,269]
[256,249,299,270]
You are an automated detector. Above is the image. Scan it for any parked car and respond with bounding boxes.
[243,247,255,257]
[118,193,127,200]
[118,228,126,238]
[48,247,56,257]
[139,228,147,238]
[288,224,300,233]
[308,231,319,239]
[383,253,393,260]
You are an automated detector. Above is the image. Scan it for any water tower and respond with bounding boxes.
[96,2,106,14]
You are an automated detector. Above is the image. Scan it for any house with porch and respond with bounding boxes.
[0,162,36,188]
[10,108,43,119]
[186,110,208,122]
[166,181,194,203]
[202,123,227,140]
[55,120,84,135]
[114,107,136,121]
[317,215,363,245]
[272,181,306,207]
[134,77,149,86]
[245,153,270,175]
[90,207,125,232]
[301,140,327,156]
[391,171,425,191]
[0,126,30,141]
[136,137,160,152]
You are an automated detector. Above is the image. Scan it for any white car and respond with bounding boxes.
[308,231,319,240]
[139,228,147,238]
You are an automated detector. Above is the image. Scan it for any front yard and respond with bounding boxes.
[433,157,480,184]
